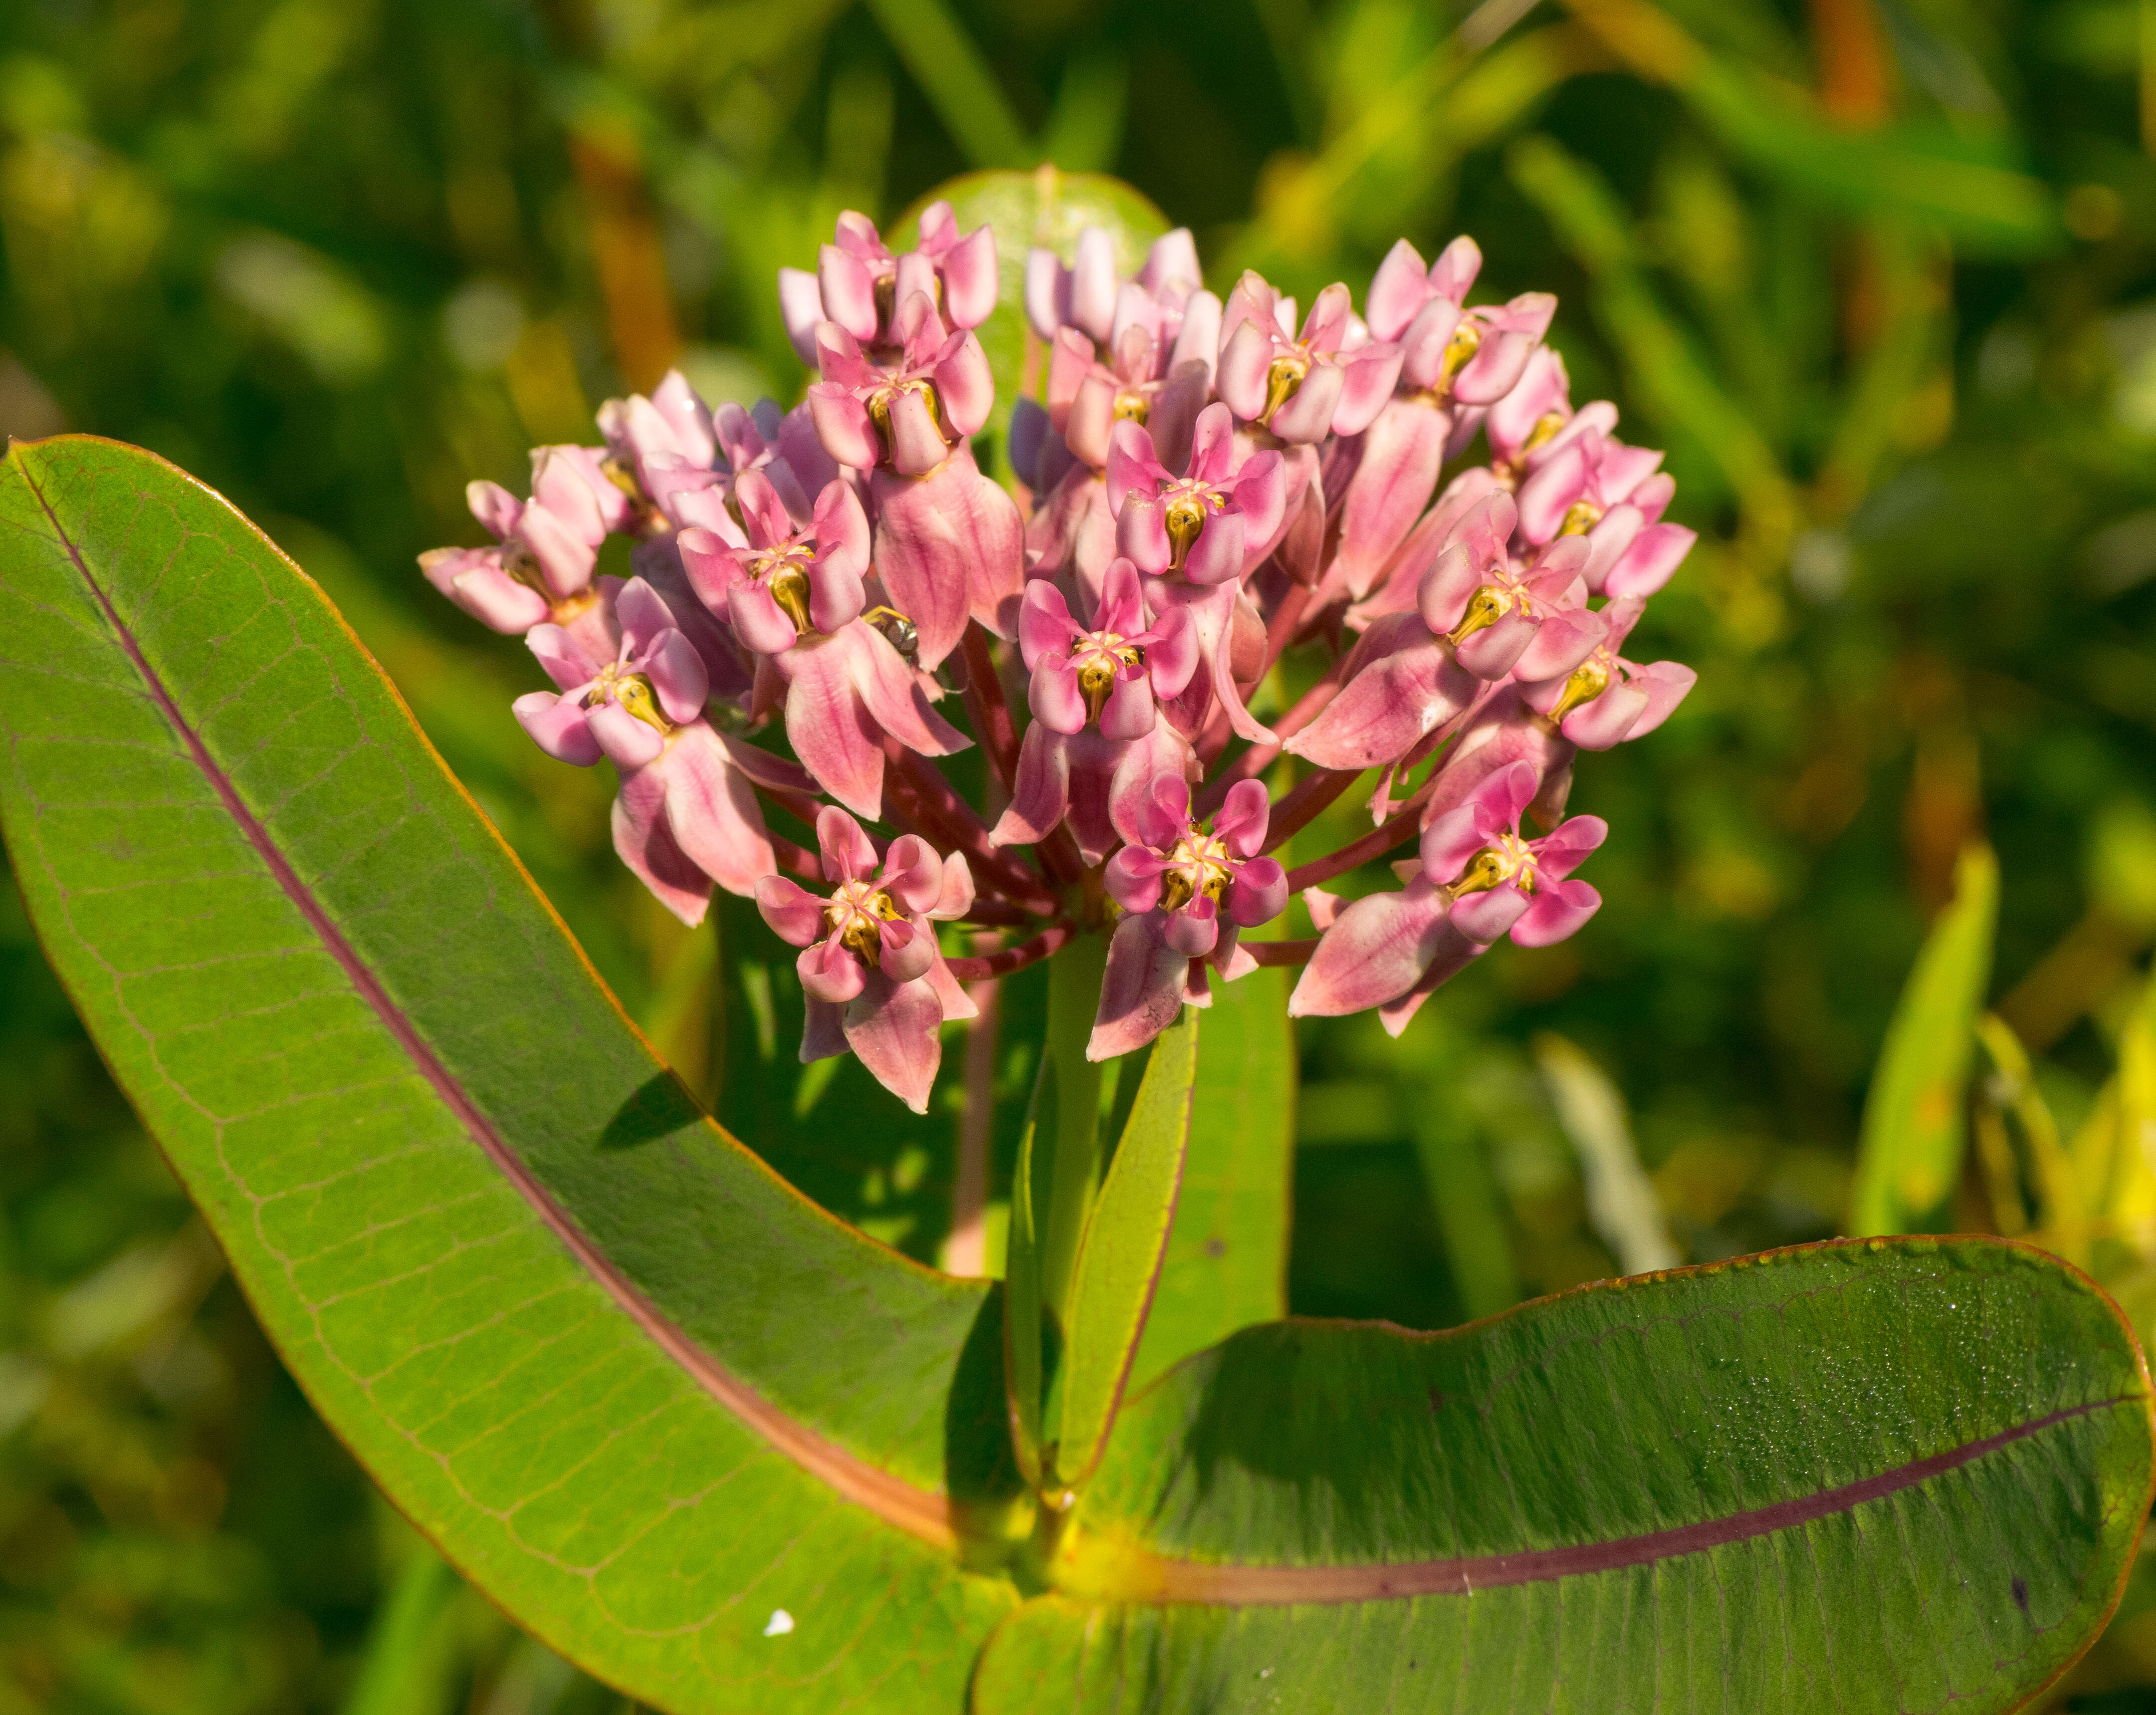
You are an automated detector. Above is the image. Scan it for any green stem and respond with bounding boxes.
[1037,930,1108,1324]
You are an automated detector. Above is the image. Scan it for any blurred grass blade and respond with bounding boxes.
[1040,49,1128,175]
[1852,844,1999,1234]
[1976,1012,2089,1267]
[341,1544,467,1715]
[1408,1093,1521,1320]
[863,0,1035,169]
[1534,1033,1680,1275]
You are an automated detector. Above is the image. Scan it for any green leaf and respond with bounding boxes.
[974,1237,2154,1713]
[1053,1007,1199,1487]
[892,169,1170,469]
[1853,843,2001,1235]
[0,438,1023,1713]
[1127,963,1294,1392]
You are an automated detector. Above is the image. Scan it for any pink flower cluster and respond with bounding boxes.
[423,205,1696,1111]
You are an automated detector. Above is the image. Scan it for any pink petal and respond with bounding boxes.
[423,550,550,633]
[1510,607,1605,683]
[1366,238,1431,343]
[587,703,663,769]
[1561,681,1648,751]
[845,970,946,1113]
[1104,845,1166,914]
[1267,361,1344,444]
[1142,601,1199,699]
[1453,608,1538,680]
[1215,778,1272,856]
[1419,801,1487,883]
[1070,227,1118,341]
[513,691,601,765]
[799,936,867,1005]
[1181,506,1246,586]
[818,243,879,344]
[1286,883,1451,1017]
[659,723,775,897]
[940,225,997,329]
[1087,914,1189,1062]
[1333,398,1449,600]
[877,834,944,914]
[1622,661,1696,739]
[1215,319,1275,421]
[800,996,848,1064]
[1165,896,1220,958]
[613,767,712,927]
[1603,523,1696,601]
[467,479,523,541]
[935,331,995,438]
[1029,656,1089,735]
[807,383,881,470]
[812,803,875,883]
[840,620,971,757]
[1227,856,1287,927]
[1512,878,1601,947]
[991,724,1072,849]
[1229,449,1286,549]
[1019,578,1079,669]
[932,855,975,920]
[1025,248,1070,341]
[1282,619,1474,771]
[518,503,597,601]
[676,528,748,617]
[1429,236,1482,303]
[872,457,1023,660]
[1330,345,1404,436]
[647,630,711,722]
[1097,671,1155,741]
[1450,885,1531,944]
[756,875,826,947]
[876,918,937,983]
[1115,492,1171,573]
[1063,370,1119,470]
[1530,815,1607,881]
[782,641,889,817]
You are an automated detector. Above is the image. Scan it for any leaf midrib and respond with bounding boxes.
[1065,1391,2141,1604]
[14,447,963,1552]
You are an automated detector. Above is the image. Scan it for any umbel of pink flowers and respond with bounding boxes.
[422,202,1695,1112]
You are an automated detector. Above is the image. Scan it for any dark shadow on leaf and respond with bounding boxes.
[600,1071,704,1152]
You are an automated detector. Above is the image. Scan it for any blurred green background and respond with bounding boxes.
[5,0,2156,1707]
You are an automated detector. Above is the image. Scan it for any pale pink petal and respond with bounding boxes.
[1142,602,1198,699]
[647,630,710,722]
[1181,506,1246,586]
[1334,398,1450,600]
[467,479,523,540]
[655,723,773,897]
[941,225,997,329]
[1287,883,1451,1017]
[872,457,1023,659]
[1019,577,1078,668]
[1561,681,1649,750]
[1514,440,1588,544]
[756,875,826,946]
[844,971,945,1112]
[1331,345,1404,436]
[800,936,867,1004]
[1025,248,1070,341]
[1070,227,1118,341]
[1365,239,1431,342]
[782,641,888,817]
[1622,661,1696,738]
[1215,778,1273,856]
[1454,608,1538,680]
[1512,878,1601,947]
[513,691,601,765]
[1215,319,1274,421]
[1115,492,1171,574]
[1284,619,1475,770]
[586,703,663,769]
[613,767,712,927]
[1104,845,1167,914]
[1603,523,1696,601]
[1088,914,1189,1061]
[1096,671,1154,741]
[1064,371,1119,470]
[1450,885,1531,944]
[1030,655,1089,735]
[808,383,881,470]
[1511,607,1605,683]
[817,243,879,344]
[841,621,971,757]
[1268,361,1344,444]
[935,331,995,438]
[1419,801,1487,883]
[876,918,937,983]
[518,503,597,601]
[1228,857,1287,927]
[423,549,550,633]
[991,724,1072,848]
[1165,895,1220,958]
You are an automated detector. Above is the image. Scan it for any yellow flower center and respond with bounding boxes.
[824,879,905,965]
[1262,353,1308,422]
[1445,584,1515,647]
[1159,829,1233,912]
[1446,834,1536,899]
[584,665,672,735]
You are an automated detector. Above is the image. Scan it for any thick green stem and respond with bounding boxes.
[1038,931,1109,1323]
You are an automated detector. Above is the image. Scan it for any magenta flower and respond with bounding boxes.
[597,370,720,513]
[1327,237,1554,600]
[1089,777,1288,1061]
[779,204,997,367]
[676,471,968,820]
[1513,421,1692,598]
[755,808,979,1113]
[1106,402,1285,586]
[1481,346,1581,478]
[1214,272,1403,445]
[1290,762,1604,1036]
[511,577,790,924]
[993,558,1199,862]
[807,294,1023,667]
[420,460,616,664]
[1415,490,1607,682]
[1517,596,1699,751]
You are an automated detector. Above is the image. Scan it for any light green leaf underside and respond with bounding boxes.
[1127,963,1292,1394]
[0,438,1021,1714]
[975,1237,2153,1714]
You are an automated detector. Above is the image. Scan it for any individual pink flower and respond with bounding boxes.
[808,294,1022,667]
[1326,238,1554,601]
[1517,596,1698,751]
[992,558,1199,862]
[755,807,979,1113]
[779,204,997,366]
[677,471,968,819]
[1290,762,1604,1036]
[1514,421,1692,598]
[1481,345,1582,478]
[1089,777,1288,1061]
[597,370,719,513]
[420,458,614,659]
[512,577,792,924]
[1214,271,1403,444]
[1415,490,1607,682]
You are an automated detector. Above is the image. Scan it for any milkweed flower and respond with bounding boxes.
[677,470,968,821]
[1214,271,1403,445]
[1090,777,1287,1060]
[1291,762,1604,1035]
[808,293,1023,668]
[511,577,795,923]
[420,456,615,658]
[993,558,1199,863]
[779,203,997,366]
[755,807,978,1113]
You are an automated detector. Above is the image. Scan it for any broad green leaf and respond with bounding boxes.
[1128,963,1294,1392]
[1853,843,2000,1234]
[0,438,1023,1713]
[1055,1008,1199,1487]
[893,169,1170,465]
[974,1237,2154,1714]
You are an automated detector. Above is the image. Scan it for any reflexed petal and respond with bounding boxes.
[1284,620,1474,770]
[1267,361,1344,444]
[872,458,1023,656]
[878,834,944,913]
[1429,235,1482,303]
[1229,448,1286,547]
[424,549,550,633]
[756,875,825,947]
[613,765,712,927]
[845,971,946,1113]
[1115,492,1172,574]
[1063,370,1118,470]
[1334,399,1450,600]
[1330,345,1404,436]
[782,641,888,817]
[1561,681,1649,750]
[1105,420,1168,512]
[1623,661,1696,738]
[1511,607,1606,683]
[513,691,601,766]
[1515,440,1590,544]
[818,244,879,343]
[935,331,995,438]
[1104,845,1167,914]
[518,503,597,601]
[1169,295,1222,382]
[1097,670,1155,741]
[800,995,848,1063]
[1513,877,1601,947]
[1419,801,1486,883]
[1376,923,1489,1037]
[1071,227,1118,341]
[1181,507,1246,586]
[467,479,523,540]
[1530,814,1607,881]
[838,620,971,757]
[1087,913,1190,1061]
[1142,228,1202,292]
[1286,883,1450,1017]
[886,389,949,477]
[1142,601,1198,699]
[1366,238,1431,342]
[991,724,1072,848]
[676,527,749,617]
[660,723,774,897]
